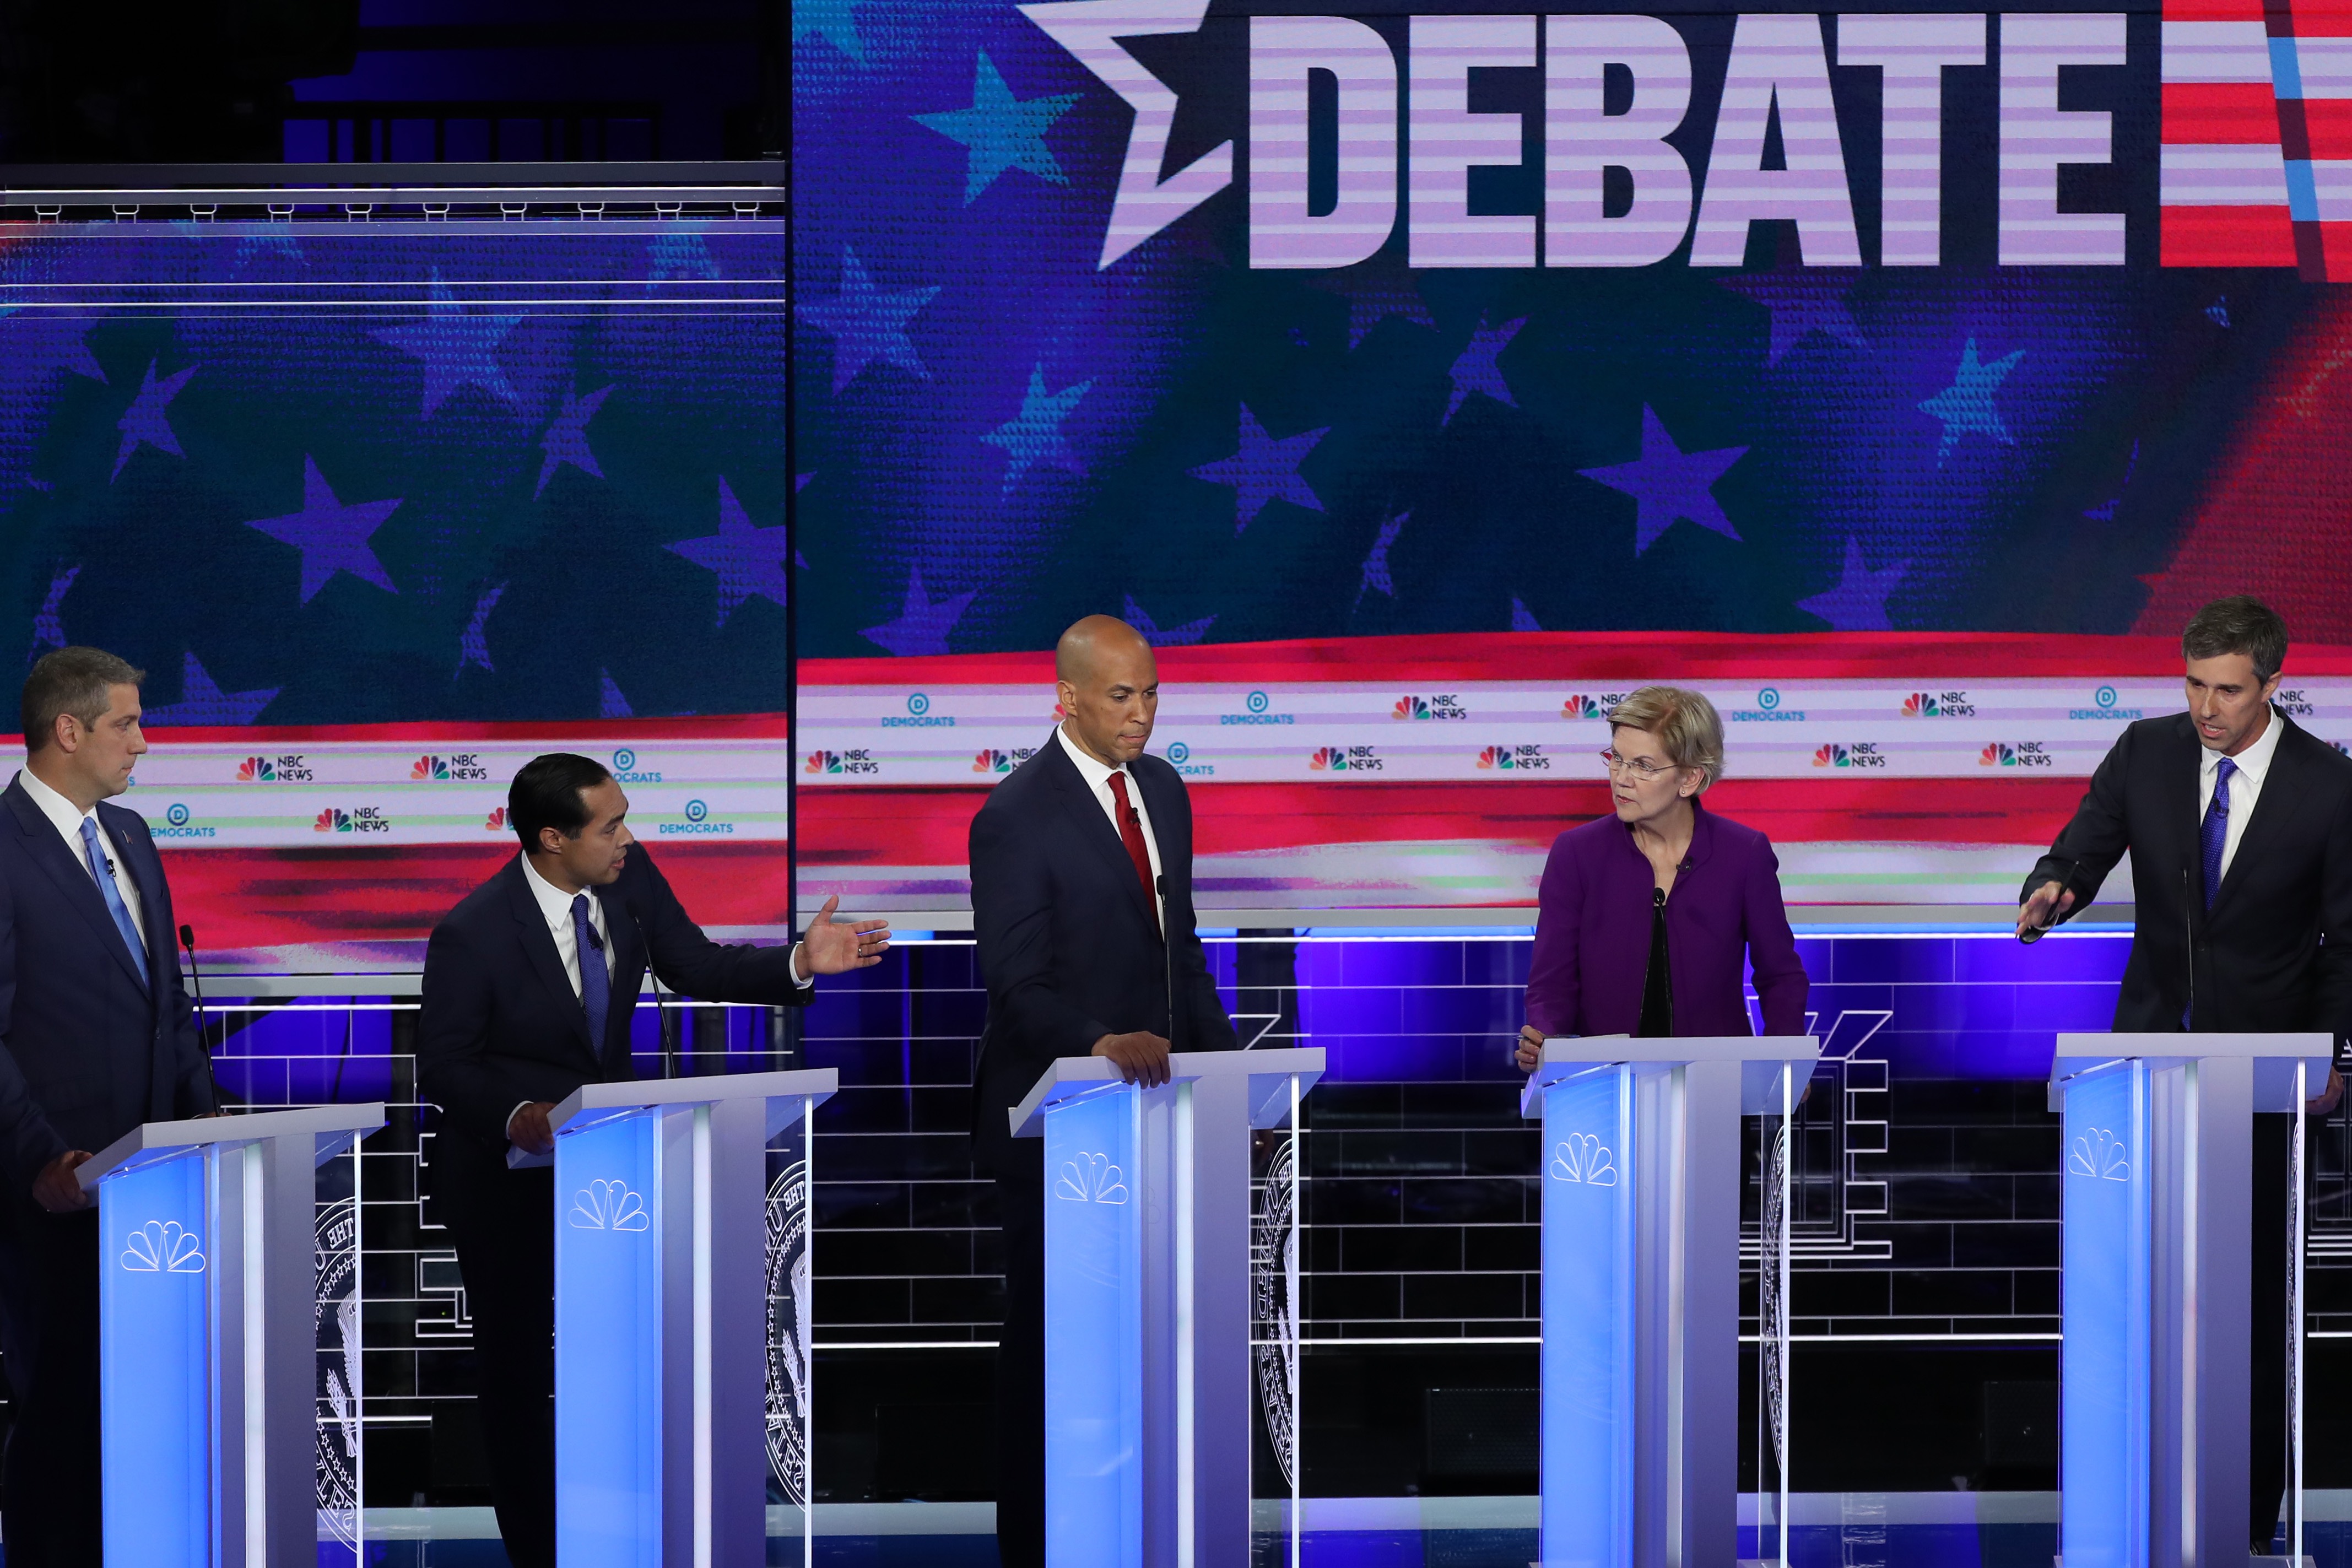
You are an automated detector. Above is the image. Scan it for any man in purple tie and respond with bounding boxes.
[2017,594,2352,1553]
[418,753,888,1568]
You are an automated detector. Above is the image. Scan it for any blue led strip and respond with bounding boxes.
[99,1149,213,1566]
[556,1112,666,1566]
[1540,1065,1635,1568]
[1043,1084,1145,1568]
[2059,1061,2151,1568]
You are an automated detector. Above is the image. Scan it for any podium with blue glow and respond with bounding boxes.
[547,1067,835,1568]
[79,1101,386,1568]
[1010,1047,1324,1568]
[1522,1035,1820,1568]
[2050,1032,2330,1568]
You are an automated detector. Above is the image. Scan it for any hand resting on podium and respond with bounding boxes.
[1091,1030,1171,1088]
[507,1100,558,1158]
[34,1150,91,1213]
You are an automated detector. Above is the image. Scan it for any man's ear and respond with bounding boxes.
[51,713,79,754]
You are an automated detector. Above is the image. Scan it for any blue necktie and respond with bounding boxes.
[572,893,610,1052]
[2200,755,2238,913]
[79,817,148,990]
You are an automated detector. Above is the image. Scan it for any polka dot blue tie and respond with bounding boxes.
[2199,756,2237,913]
[79,817,148,990]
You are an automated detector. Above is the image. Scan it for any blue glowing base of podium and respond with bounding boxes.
[1042,1085,1145,1565]
[2051,1033,2329,1568]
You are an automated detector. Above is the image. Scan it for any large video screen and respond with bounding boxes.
[793,0,2352,912]
[1,224,788,964]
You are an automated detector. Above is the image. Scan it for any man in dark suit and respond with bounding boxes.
[0,647,217,1566]
[967,615,1237,1568]
[2019,594,2352,1553]
[418,752,886,1568]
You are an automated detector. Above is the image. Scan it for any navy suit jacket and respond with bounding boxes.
[2024,709,2352,1036]
[967,733,1236,1177]
[0,776,214,1199]
[417,846,813,1185]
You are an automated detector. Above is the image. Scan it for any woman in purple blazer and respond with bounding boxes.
[1513,685,1808,1068]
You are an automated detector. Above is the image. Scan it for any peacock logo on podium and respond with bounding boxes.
[1053,1151,1130,1205]
[120,1219,206,1273]
[1549,1134,1618,1187]
[569,1180,651,1231]
[2068,1127,2132,1183]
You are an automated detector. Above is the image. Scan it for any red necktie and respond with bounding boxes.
[1107,771,1160,933]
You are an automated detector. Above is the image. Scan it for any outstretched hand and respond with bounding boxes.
[797,895,892,977]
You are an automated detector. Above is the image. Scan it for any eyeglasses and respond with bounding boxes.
[1598,749,1675,780]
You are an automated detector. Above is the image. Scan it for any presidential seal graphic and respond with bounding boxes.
[765,1158,812,1506]
[315,1195,361,1549]
[1252,1134,1299,1486]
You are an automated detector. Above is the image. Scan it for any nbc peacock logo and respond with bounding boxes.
[412,755,451,781]
[1309,747,1344,771]
[484,806,509,832]
[237,756,275,782]
[1902,693,1938,717]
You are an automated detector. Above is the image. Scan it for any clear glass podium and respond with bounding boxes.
[547,1067,836,1568]
[2050,1032,2332,1568]
[1523,1035,1820,1568]
[1010,1047,1324,1568]
[80,1102,387,1567]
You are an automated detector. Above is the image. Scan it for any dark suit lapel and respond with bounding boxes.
[504,860,594,1054]
[1039,731,1161,934]
[5,781,150,992]
[2210,712,2302,920]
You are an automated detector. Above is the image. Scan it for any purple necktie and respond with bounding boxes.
[2200,756,2237,912]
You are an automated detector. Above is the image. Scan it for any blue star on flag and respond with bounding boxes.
[1446,316,1525,423]
[797,247,940,394]
[666,478,790,626]
[245,457,403,603]
[112,357,196,480]
[141,652,280,727]
[983,364,1090,495]
[1918,337,2025,466]
[1189,404,1326,534]
[456,582,507,675]
[915,52,1079,205]
[29,564,78,658]
[1796,536,1907,631]
[0,313,106,385]
[537,382,614,498]
[1312,275,1437,350]
[599,669,634,720]
[1355,511,1408,606]
[861,568,976,656]
[371,274,522,420]
[1580,406,1747,555]
[794,0,868,64]
[1510,596,1543,632]
[1124,593,1215,646]
[1717,271,1867,367]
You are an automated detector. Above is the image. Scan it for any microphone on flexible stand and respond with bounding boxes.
[179,923,220,1089]
[1159,874,1177,1058]
[624,900,677,1078]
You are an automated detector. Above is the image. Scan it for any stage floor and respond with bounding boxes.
[240,1494,2352,1566]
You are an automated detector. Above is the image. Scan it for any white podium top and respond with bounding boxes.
[81,1102,387,1188]
[2050,1031,2334,1112]
[1010,1047,1325,1138]
[1522,1035,1821,1118]
[550,1067,838,1141]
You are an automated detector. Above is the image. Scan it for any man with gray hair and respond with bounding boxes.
[2018,594,2352,1551]
[0,646,217,1564]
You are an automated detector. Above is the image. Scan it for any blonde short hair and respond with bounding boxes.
[1608,685,1724,791]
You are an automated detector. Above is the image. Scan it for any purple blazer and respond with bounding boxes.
[1524,797,1809,1039]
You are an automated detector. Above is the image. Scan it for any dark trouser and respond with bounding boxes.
[995,1166,1045,1568]
[2251,1113,2292,1551]
[445,1163,556,1568]
[0,1207,102,1568]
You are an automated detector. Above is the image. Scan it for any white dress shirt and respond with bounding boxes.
[1056,724,1164,928]
[17,766,147,951]
[2198,705,2285,885]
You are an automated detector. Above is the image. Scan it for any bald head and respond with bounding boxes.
[1056,615,1159,766]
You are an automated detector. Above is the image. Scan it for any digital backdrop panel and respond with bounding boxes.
[794,0,2352,913]
[0,223,789,963]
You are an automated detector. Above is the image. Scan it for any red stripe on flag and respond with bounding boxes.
[2162,82,2292,143]
[2162,204,2300,264]
[2166,0,2271,20]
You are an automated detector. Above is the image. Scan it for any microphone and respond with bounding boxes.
[179,923,219,1084]
[2183,863,2198,1031]
[1159,874,1177,1057]
[624,899,677,1079]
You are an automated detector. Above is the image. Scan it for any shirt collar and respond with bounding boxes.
[2204,705,2285,784]
[16,765,97,839]
[1056,724,1131,794]
[519,852,597,931]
